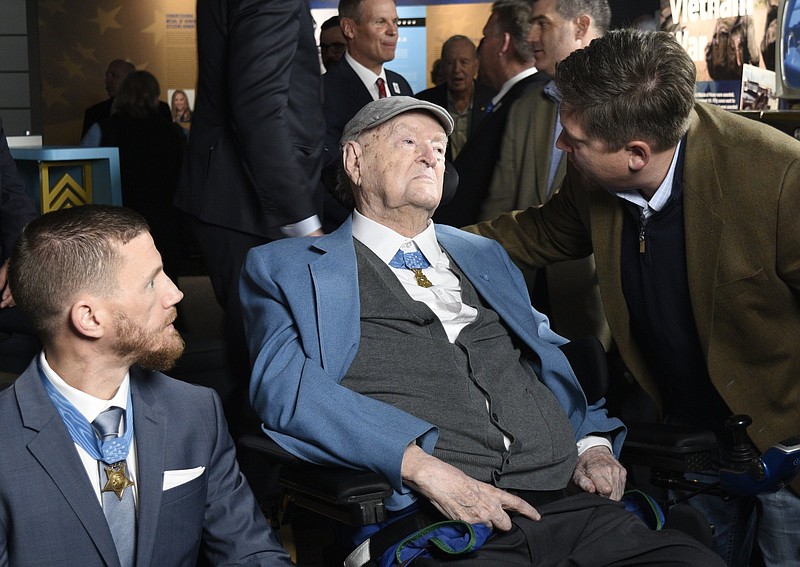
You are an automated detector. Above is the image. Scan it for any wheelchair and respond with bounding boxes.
[237,336,800,566]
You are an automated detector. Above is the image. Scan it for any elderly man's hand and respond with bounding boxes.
[401,444,540,531]
[572,445,626,500]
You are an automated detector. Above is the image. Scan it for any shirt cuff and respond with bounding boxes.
[576,434,612,456]
[281,215,322,237]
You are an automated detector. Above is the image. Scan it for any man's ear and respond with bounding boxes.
[499,32,511,55]
[575,15,591,41]
[70,298,106,339]
[343,141,363,187]
[341,17,356,39]
[626,140,651,173]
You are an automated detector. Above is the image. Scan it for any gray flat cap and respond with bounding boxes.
[340,96,454,145]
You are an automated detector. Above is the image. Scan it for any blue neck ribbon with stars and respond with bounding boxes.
[39,362,134,464]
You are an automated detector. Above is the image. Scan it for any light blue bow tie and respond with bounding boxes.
[389,249,431,270]
[389,249,433,288]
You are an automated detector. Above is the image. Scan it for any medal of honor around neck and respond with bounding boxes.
[39,363,137,499]
[102,461,135,500]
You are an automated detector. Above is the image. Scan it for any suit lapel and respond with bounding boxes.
[457,74,541,160]
[17,364,122,566]
[387,75,402,95]
[470,83,495,126]
[437,229,536,342]
[681,113,723,347]
[128,369,167,567]
[386,70,411,95]
[308,220,362,376]
[533,88,558,204]
[337,60,373,112]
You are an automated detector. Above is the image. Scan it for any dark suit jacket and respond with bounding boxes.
[81,99,171,139]
[99,111,187,277]
[0,118,39,373]
[414,81,496,162]
[0,361,291,566]
[322,58,412,164]
[0,118,37,264]
[176,0,325,240]
[434,71,548,228]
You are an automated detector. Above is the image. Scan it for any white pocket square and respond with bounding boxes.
[162,466,205,491]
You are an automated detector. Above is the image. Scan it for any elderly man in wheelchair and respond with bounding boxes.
[239,96,724,566]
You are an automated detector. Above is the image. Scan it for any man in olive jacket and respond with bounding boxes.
[468,29,800,566]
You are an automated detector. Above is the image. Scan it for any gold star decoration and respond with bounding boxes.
[101,461,135,500]
[41,80,68,109]
[58,53,85,80]
[41,0,67,17]
[89,6,122,35]
[73,43,97,63]
[141,9,167,46]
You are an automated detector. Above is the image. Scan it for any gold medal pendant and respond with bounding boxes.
[102,461,135,500]
[411,268,433,288]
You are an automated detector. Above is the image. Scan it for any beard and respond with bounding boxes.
[111,308,185,371]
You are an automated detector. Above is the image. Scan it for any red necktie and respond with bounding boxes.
[376,77,388,99]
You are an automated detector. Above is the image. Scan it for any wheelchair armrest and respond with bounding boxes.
[238,433,393,526]
[621,421,716,473]
[238,432,307,466]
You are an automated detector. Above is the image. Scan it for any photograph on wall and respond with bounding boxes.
[740,63,779,108]
[784,0,800,87]
[168,88,195,130]
[661,0,777,109]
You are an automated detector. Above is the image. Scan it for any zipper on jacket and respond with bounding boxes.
[638,225,646,254]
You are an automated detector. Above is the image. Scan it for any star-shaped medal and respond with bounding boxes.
[101,461,135,500]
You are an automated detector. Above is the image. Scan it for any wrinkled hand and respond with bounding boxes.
[402,444,540,531]
[572,445,626,500]
[0,260,13,308]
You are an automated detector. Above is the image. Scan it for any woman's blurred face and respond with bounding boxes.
[173,92,187,112]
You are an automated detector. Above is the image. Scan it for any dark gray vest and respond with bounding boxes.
[342,241,577,491]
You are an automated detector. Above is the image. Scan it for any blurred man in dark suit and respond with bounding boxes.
[479,0,612,348]
[81,60,171,141]
[0,116,39,375]
[433,0,547,228]
[176,0,325,437]
[81,60,135,139]
[321,0,413,165]
[320,16,347,71]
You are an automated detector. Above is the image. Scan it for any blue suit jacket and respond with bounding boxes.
[322,59,413,165]
[0,361,291,567]
[241,218,625,511]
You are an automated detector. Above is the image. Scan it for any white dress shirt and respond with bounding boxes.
[346,52,392,100]
[491,66,539,110]
[615,139,683,221]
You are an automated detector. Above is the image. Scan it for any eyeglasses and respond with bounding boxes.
[319,42,347,54]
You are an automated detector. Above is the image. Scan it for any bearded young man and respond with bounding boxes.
[0,205,291,567]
